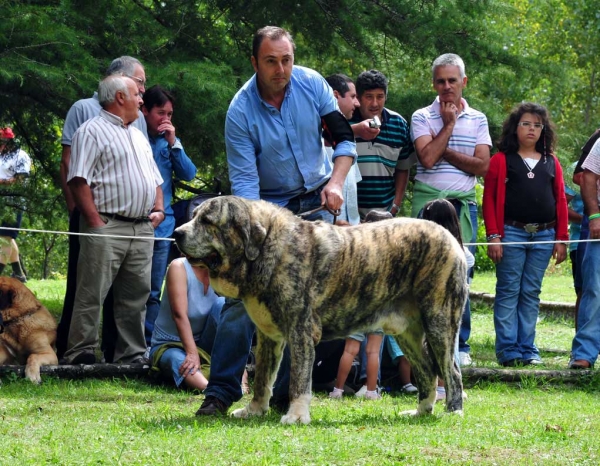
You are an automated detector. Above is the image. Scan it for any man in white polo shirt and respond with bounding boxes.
[410,53,492,366]
[62,75,164,365]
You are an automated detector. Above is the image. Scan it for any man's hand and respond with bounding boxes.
[440,101,458,127]
[352,120,381,140]
[487,238,503,263]
[321,179,344,211]
[158,120,176,147]
[149,211,165,229]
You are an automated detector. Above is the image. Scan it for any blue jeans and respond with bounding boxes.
[494,225,554,363]
[204,190,332,406]
[145,238,171,346]
[571,216,600,365]
[453,201,477,354]
[149,301,221,387]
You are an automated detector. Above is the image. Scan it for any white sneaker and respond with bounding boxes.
[144,346,151,360]
[354,385,368,398]
[401,383,418,394]
[459,352,472,367]
[364,389,381,400]
[329,387,343,399]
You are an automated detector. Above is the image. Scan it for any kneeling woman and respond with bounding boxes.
[150,257,224,390]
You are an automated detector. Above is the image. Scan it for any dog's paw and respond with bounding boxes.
[280,412,311,425]
[24,368,42,384]
[280,394,311,424]
[231,401,268,419]
[398,409,419,417]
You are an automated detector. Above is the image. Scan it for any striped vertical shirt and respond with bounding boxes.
[580,137,600,204]
[349,107,414,214]
[68,110,163,218]
[411,97,492,192]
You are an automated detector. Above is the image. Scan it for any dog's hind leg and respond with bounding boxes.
[232,330,284,419]
[395,327,437,416]
[280,324,315,425]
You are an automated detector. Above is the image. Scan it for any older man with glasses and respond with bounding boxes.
[57,56,149,363]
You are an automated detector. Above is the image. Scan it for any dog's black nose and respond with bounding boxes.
[172,228,183,242]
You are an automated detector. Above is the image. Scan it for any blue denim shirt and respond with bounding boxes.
[225,65,357,205]
[149,134,197,238]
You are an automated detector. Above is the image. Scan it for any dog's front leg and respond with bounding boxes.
[231,330,284,419]
[280,329,314,425]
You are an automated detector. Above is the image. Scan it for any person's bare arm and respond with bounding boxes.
[443,143,490,177]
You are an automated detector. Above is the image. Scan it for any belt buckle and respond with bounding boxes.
[524,223,539,233]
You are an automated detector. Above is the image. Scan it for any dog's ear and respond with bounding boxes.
[0,287,13,310]
[240,219,267,261]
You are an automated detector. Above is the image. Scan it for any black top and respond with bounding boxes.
[504,152,556,224]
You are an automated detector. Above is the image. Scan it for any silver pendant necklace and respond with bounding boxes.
[520,155,535,179]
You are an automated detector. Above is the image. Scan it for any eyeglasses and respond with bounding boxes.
[126,75,147,87]
[518,122,544,130]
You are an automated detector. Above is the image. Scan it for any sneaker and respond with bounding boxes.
[401,383,418,394]
[523,358,544,366]
[435,387,446,401]
[144,346,151,360]
[196,396,230,416]
[364,390,381,400]
[130,356,150,365]
[354,385,368,398]
[458,352,472,367]
[329,387,343,399]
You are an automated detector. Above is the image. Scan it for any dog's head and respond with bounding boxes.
[173,196,268,273]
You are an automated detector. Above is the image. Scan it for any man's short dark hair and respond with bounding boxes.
[356,70,388,97]
[325,74,353,96]
[252,26,296,59]
[142,85,174,112]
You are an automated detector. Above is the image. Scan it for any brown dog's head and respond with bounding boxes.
[173,196,268,273]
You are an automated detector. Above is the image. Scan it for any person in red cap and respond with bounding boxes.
[0,127,31,282]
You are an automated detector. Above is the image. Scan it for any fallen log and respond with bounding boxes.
[0,363,149,380]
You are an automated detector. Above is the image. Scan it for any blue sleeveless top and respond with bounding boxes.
[151,258,222,345]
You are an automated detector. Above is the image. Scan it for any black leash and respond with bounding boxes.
[297,204,340,225]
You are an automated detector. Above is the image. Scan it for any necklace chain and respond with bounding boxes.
[520,155,535,179]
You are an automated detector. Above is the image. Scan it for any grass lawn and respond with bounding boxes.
[1,277,598,465]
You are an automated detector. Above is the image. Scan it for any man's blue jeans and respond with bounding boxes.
[494,225,554,364]
[145,238,171,346]
[571,216,600,365]
[204,190,333,406]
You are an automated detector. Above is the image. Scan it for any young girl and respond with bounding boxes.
[421,198,474,401]
[482,102,568,367]
[329,210,392,401]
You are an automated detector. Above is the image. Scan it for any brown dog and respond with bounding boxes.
[0,277,58,383]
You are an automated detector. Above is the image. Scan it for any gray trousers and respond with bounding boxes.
[64,215,154,363]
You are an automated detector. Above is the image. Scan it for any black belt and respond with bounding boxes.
[99,212,151,223]
[505,219,555,233]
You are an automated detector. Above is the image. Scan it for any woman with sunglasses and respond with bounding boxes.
[482,102,568,367]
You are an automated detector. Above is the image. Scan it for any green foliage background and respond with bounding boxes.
[1,0,598,278]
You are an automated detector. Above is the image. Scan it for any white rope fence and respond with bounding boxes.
[2,225,598,247]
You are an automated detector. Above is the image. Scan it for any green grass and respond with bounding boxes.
[1,279,597,464]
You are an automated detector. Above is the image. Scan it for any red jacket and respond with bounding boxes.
[482,152,569,241]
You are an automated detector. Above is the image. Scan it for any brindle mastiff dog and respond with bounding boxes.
[0,277,58,383]
[174,196,467,424]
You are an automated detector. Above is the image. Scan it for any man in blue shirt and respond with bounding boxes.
[142,85,197,347]
[197,25,356,416]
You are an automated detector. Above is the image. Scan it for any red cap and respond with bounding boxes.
[0,128,15,139]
